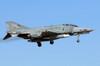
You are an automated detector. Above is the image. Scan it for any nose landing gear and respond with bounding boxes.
[77,34,80,43]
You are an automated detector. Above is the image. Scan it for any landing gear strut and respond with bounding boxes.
[77,34,80,43]
[50,40,54,44]
[37,42,42,47]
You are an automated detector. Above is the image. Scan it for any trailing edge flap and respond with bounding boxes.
[3,33,12,40]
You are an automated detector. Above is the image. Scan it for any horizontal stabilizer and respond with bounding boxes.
[3,33,11,40]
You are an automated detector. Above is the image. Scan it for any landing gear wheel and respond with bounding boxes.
[50,40,54,45]
[37,42,42,47]
[77,40,80,43]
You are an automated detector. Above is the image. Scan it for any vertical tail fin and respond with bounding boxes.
[3,21,29,40]
[6,21,29,32]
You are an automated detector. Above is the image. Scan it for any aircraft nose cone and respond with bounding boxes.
[88,28,93,32]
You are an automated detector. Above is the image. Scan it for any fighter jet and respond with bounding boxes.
[3,21,93,47]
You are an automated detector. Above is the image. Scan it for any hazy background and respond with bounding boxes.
[0,0,100,66]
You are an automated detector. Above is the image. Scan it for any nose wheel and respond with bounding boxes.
[77,35,80,43]
[77,40,80,43]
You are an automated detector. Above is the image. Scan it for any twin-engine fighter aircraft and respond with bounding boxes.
[3,22,93,47]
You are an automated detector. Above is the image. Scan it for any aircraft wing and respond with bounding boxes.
[16,31,58,39]
[39,31,59,38]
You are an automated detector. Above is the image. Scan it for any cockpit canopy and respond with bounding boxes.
[62,24,78,27]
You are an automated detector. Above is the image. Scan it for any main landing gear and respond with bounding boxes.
[37,42,42,47]
[50,40,54,45]
[77,34,80,43]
